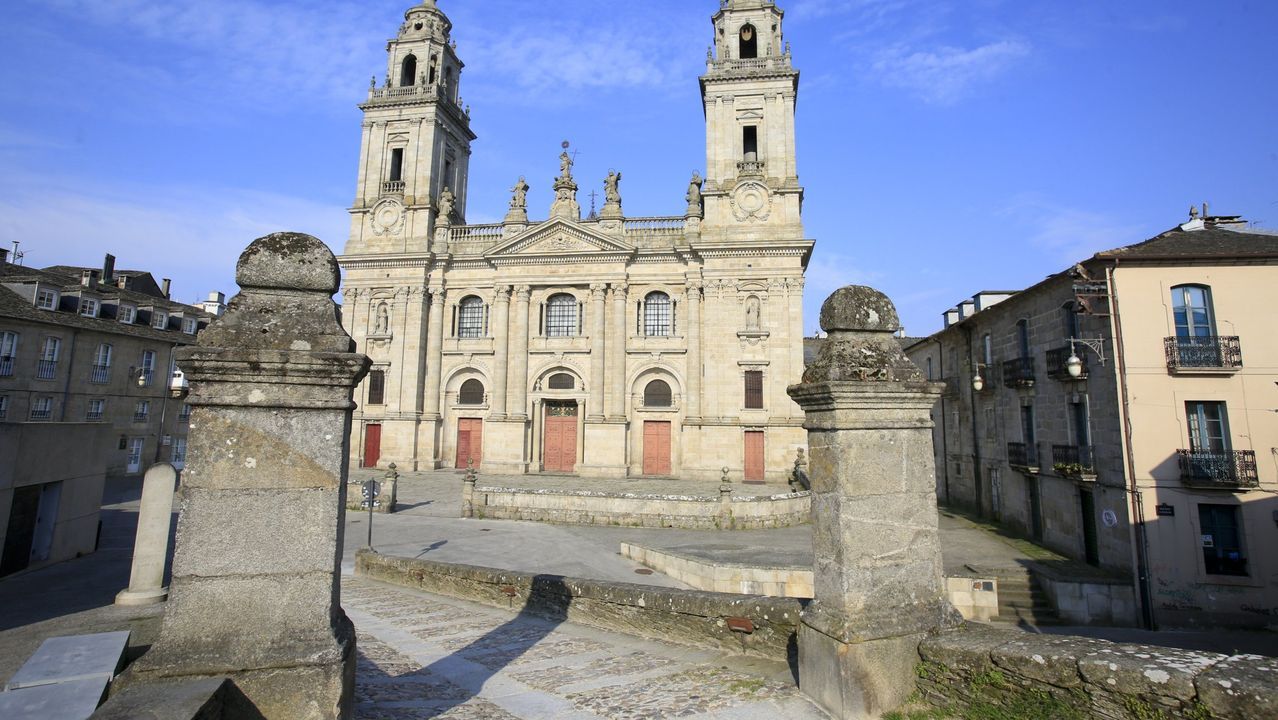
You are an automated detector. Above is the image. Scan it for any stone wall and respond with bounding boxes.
[355,550,803,662]
[917,623,1277,719]
[465,485,810,530]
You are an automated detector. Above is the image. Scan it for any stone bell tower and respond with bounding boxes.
[700,0,804,243]
[346,0,476,255]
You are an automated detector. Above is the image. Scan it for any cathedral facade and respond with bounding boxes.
[338,0,814,482]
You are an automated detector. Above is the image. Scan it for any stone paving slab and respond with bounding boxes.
[343,575,829,720]
[0,677,108,719]
[4,630,130,690]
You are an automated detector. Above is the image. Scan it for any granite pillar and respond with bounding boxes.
[787,286,956,720]
[587,283,607,422]
[124,233,369,720]
[115,463,177,607]
[423,286,445,421]
[489,285,511,419]
[507,286,531,421]
[684,281,703,421]
[606,285,628,421]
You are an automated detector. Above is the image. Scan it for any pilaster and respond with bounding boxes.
[606,284,628,421]
[489,285,511,419]
[588,283,608,421]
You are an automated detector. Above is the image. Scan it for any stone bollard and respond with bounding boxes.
[461,470,476,518]
[382,462,398,512]
[115,463,178,606]
[123,233,370,719]
[718,468,733,528]
[787,286,957,719]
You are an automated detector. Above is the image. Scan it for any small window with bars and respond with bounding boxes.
[643,292,672,337]
[367,370,386,405]
[644,380,673,408]
[458,379,485,405]
[545,294,578,337]
[548,373,575,390]
[744,370,764,410]
[457,296,485,338]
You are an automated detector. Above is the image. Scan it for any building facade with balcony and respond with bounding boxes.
[906,212,1278,629]
[0,251,218,576]
[338,1,813,481]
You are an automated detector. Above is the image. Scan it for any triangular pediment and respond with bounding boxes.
[485,218,635,258]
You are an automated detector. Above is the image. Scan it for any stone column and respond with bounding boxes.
[606,284,628,420]
[125,233,369,720]
[685,281,703,421]
[507,286,531,420]
[787,286,956,720]
[587,283,607,421]
[489,285,511,419]
[423,286,445,420]
[115,463,177,606]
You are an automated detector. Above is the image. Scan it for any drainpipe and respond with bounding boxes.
[58,330,80,422]
[962,325,985,516]
[937,339,950,504]
[152,345,178,464]
[1107,261,1156,630]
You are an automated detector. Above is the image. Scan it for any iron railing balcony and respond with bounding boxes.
[139,369,154,387]
[132,412,150,423]
[90,364,112,384]
[1008,442,1038,469]
[86,411,104,422]
[178,410,191,423]
[1046,347,1088,380]
[1001,357,1035,388]
[1052,444,1096,479]
[36,359,57,380]
[29,408,52,421]
[1164,336,1242,372]
[1177,450,1259,490]
[0,356,13,377]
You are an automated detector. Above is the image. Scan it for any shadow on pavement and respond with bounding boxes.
[414,540,448,558]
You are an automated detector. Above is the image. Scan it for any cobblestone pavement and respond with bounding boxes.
[344,576,828,720]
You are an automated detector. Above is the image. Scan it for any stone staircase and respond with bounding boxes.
[968,565,1063,627]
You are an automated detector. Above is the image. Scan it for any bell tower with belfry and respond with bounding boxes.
[346,0,476,256]
[700,0,804,243]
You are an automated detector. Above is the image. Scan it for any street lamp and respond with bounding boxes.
[971,364,987,392]
[1065,338,1107,378]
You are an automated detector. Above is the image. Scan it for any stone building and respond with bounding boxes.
[339,0,814,481]
[905,211,1278,629]
[0,250,217,575]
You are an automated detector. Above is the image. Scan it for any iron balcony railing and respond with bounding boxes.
[133,412,150,423]
[1001,357,1035,388]
[1046,347,1087,380]
[86,411,104,422]
[91,364,112,384]
[1008,442,1038,469]
[1164,336,1242,371]
[178,409,191,423]
[1052,444,1096,478]
[30,407,52,421]
[139,369,154,387]
[1177,450,1259,490]
[36,359,57,380]
[0,356,13,377]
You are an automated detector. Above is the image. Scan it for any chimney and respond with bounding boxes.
[102,254,116,284]
[81,269,100,287]
[162,278,171,299]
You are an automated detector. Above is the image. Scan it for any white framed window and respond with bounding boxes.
[36,288,59,310]
[151,310,168,330]
[545,293,579,337]
[181,317,198,334]
[91,343,113,384]
[37,337,60,380]
[643,292,672,337]
[87,399,105,421]
[140,350,156,386]
[127,437,144,474]
[134,400,150,422]
[457,296,485,338]
[79,297,99,317]
[118,305,136,324]
[30,397,53,421]
[172,437,188,469]
[0,331,17,377]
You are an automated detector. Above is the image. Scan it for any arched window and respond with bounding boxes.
[739,24,758,59]
[1015,319,1030,359]
[428,55,438,85]
[643,292,671,337]
[458,379,485,405]
[644,379,673,408]
[444,67,455,100]
[548,373,575,390]
[1171,285,1215,339]
[400,54,418,87]
[457,296,485,338]
[545,293,578,337]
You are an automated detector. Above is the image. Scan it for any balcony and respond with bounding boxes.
[0,356,12,377]
[133,412,150,424]
[86,411,104,422]
[736,159,766,178]
[91,364,112,384]
[1001,357,1035,389]
[139,369,154,388]
[178,409,191,424]
[1046,347,1087,380]
[381,180,405,195]
[1008,442,1039,471]
[1164,336,1242,373]
[30,408,51,421]
[36,359,57,380]
[1052,445,1096,480]
[1177,450,1259,490]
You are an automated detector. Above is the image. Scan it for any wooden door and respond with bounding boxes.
[642,421,672,476]
[744,431,765,483]
[362,424,382,469]
[544,403,578,473]
[456,419,483,469]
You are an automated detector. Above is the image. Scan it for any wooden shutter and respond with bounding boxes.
[744,370,764,409]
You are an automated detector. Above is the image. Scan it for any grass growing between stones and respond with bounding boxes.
[909,663,1089,720]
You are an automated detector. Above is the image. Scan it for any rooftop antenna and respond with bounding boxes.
[11,241,25,266]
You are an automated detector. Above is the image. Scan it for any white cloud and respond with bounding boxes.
[998,196,1150,266]
[869,39,1031,104]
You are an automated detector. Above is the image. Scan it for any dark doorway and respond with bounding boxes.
[1027,477,1043,542]
[1080,489,1100,566]
[1,485,41,576]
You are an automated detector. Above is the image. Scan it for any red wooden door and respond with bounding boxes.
[744,431,765,483]
[456,419,483,469]
[544,417,578,473]
[362,424,382,468]
[643,421,672,476]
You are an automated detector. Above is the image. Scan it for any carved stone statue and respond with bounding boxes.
[437,187,455,223]
[686,172,703,214]
[510,177,529,209]
[374,303,390,334]
[559,151,574,179]
[745,295,761,330]
[604,171,622,204]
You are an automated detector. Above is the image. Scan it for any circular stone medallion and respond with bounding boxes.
[731,181,772,222]
[371,198,406,236]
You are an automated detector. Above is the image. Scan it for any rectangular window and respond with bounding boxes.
[389,148,404,182]
[92,344,113,384]
[1199,504,1247,576]
[982,333,993,366]
[182,317,198,334]
[36,288,58,310]
[1186,401,1229,452]
[368,370,386,405]
[457,300,485,338]
[118,305,136,324]
[87,399,105,422]
[140,350,156,386]
[151,311,168,330]
[30,397,53,420]
[79,297,99,317]
[742,125,759,160]
[134,400,150,422]
[744,370,764,409]
[37,337,60,379]
[172,437,188,468]
[178,404,192,423]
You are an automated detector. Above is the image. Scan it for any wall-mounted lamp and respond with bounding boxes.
[1065,337,1107,378]
[972,364,987,392]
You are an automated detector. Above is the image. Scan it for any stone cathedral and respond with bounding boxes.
[339,0,813,482]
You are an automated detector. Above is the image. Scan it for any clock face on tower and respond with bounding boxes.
[371,198,406,236]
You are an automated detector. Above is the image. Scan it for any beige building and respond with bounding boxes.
[0,251,218,575]
[907,212,1278,629]
[339,0,814,481]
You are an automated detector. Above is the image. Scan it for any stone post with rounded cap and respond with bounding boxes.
[121,233,370,719]
[788,286,958,719]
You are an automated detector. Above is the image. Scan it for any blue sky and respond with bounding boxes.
[1,0,1275,336]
